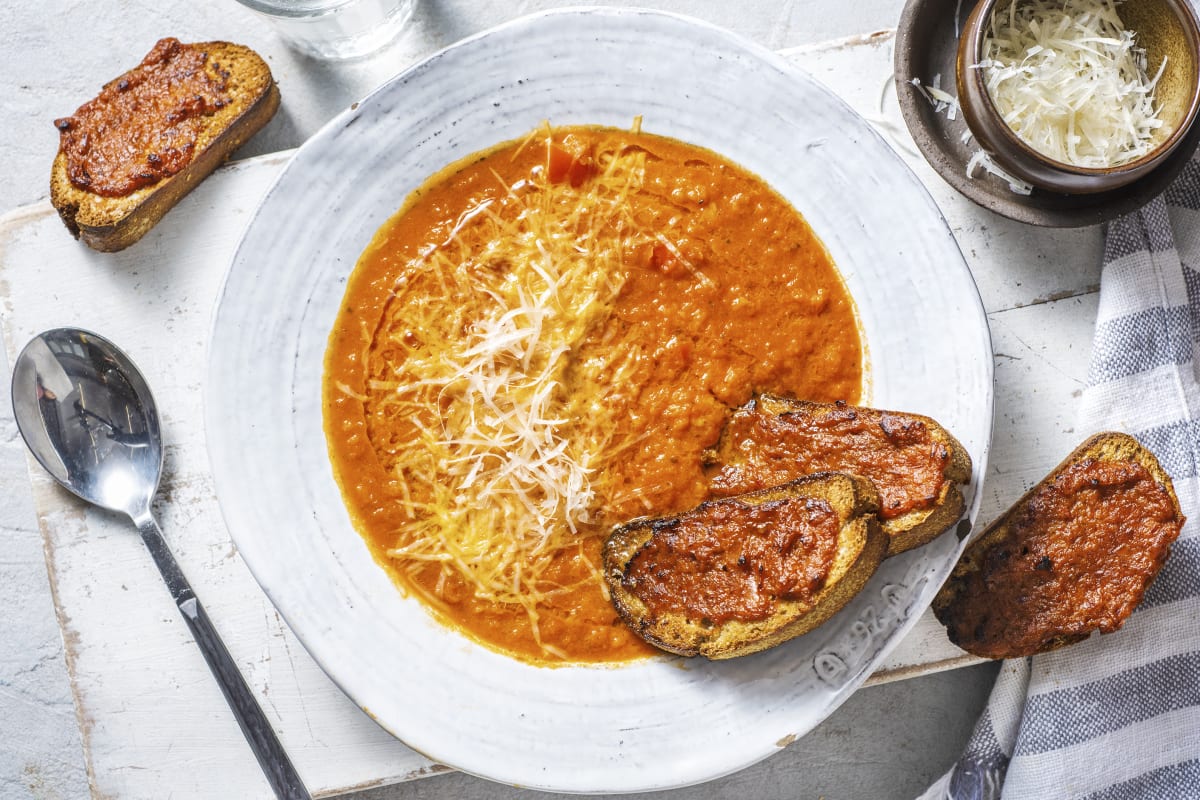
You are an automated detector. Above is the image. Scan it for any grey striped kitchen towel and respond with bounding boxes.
[920,153,1200,799]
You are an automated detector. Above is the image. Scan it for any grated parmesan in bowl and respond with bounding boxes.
[956,0,1200,194]
[982,0,1165,168]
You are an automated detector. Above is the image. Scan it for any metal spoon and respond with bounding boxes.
[11,328,310,800]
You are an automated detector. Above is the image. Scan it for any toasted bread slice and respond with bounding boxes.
[933,432,1185,659]
[703,394,972,557]
[604,472,887,659]
[50,38,279,252]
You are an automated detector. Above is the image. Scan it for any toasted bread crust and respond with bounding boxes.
[704,394,972,557]
[50,41,279,252]
[604,472,887,659]
[933,432,1185,659]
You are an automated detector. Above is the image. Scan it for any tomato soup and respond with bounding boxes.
[323,125,863,664]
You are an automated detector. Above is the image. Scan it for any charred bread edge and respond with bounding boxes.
[711,394,973,557]
[932,431,1185,659]
[603,471,888,660]
[50,43,280,253]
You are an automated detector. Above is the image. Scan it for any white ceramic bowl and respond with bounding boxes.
[207,8,994,793]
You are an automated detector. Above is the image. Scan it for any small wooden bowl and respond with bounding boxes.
[957,0,1200,194]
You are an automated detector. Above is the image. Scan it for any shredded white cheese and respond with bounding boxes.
[910,75,1035,195]
[367,130,653,652]
[911,74,961,121]
[966,149,1035,195]
[983,0,1167,168]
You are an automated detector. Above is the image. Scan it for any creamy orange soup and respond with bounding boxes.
[323,125,863,664]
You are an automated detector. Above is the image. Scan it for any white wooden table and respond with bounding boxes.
[0,2,1106,799]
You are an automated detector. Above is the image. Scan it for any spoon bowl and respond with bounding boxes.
[11,328,309,800]
[11,328,162,518]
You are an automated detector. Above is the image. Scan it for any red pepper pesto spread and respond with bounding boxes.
[946,458,1182,658]
[54,38,232,197]
[707,400,949,520]
[622,497,841,624]
[323,127,864,664]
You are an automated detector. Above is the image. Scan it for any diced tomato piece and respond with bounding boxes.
[547,144,574,184]
[547,136,597,187]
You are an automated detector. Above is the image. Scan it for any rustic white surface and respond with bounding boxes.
[0,2,1108,799]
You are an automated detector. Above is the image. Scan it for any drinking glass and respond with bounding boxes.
[234,0,418,60]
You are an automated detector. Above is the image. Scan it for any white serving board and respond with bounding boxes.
[0,32,1101,799]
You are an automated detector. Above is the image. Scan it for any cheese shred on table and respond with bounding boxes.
[365,134,649,649]
[983,0,1167,168]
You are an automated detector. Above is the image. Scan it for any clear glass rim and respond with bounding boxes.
[233,0,364,19]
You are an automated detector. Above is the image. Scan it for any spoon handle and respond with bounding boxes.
[135,512,312,800]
